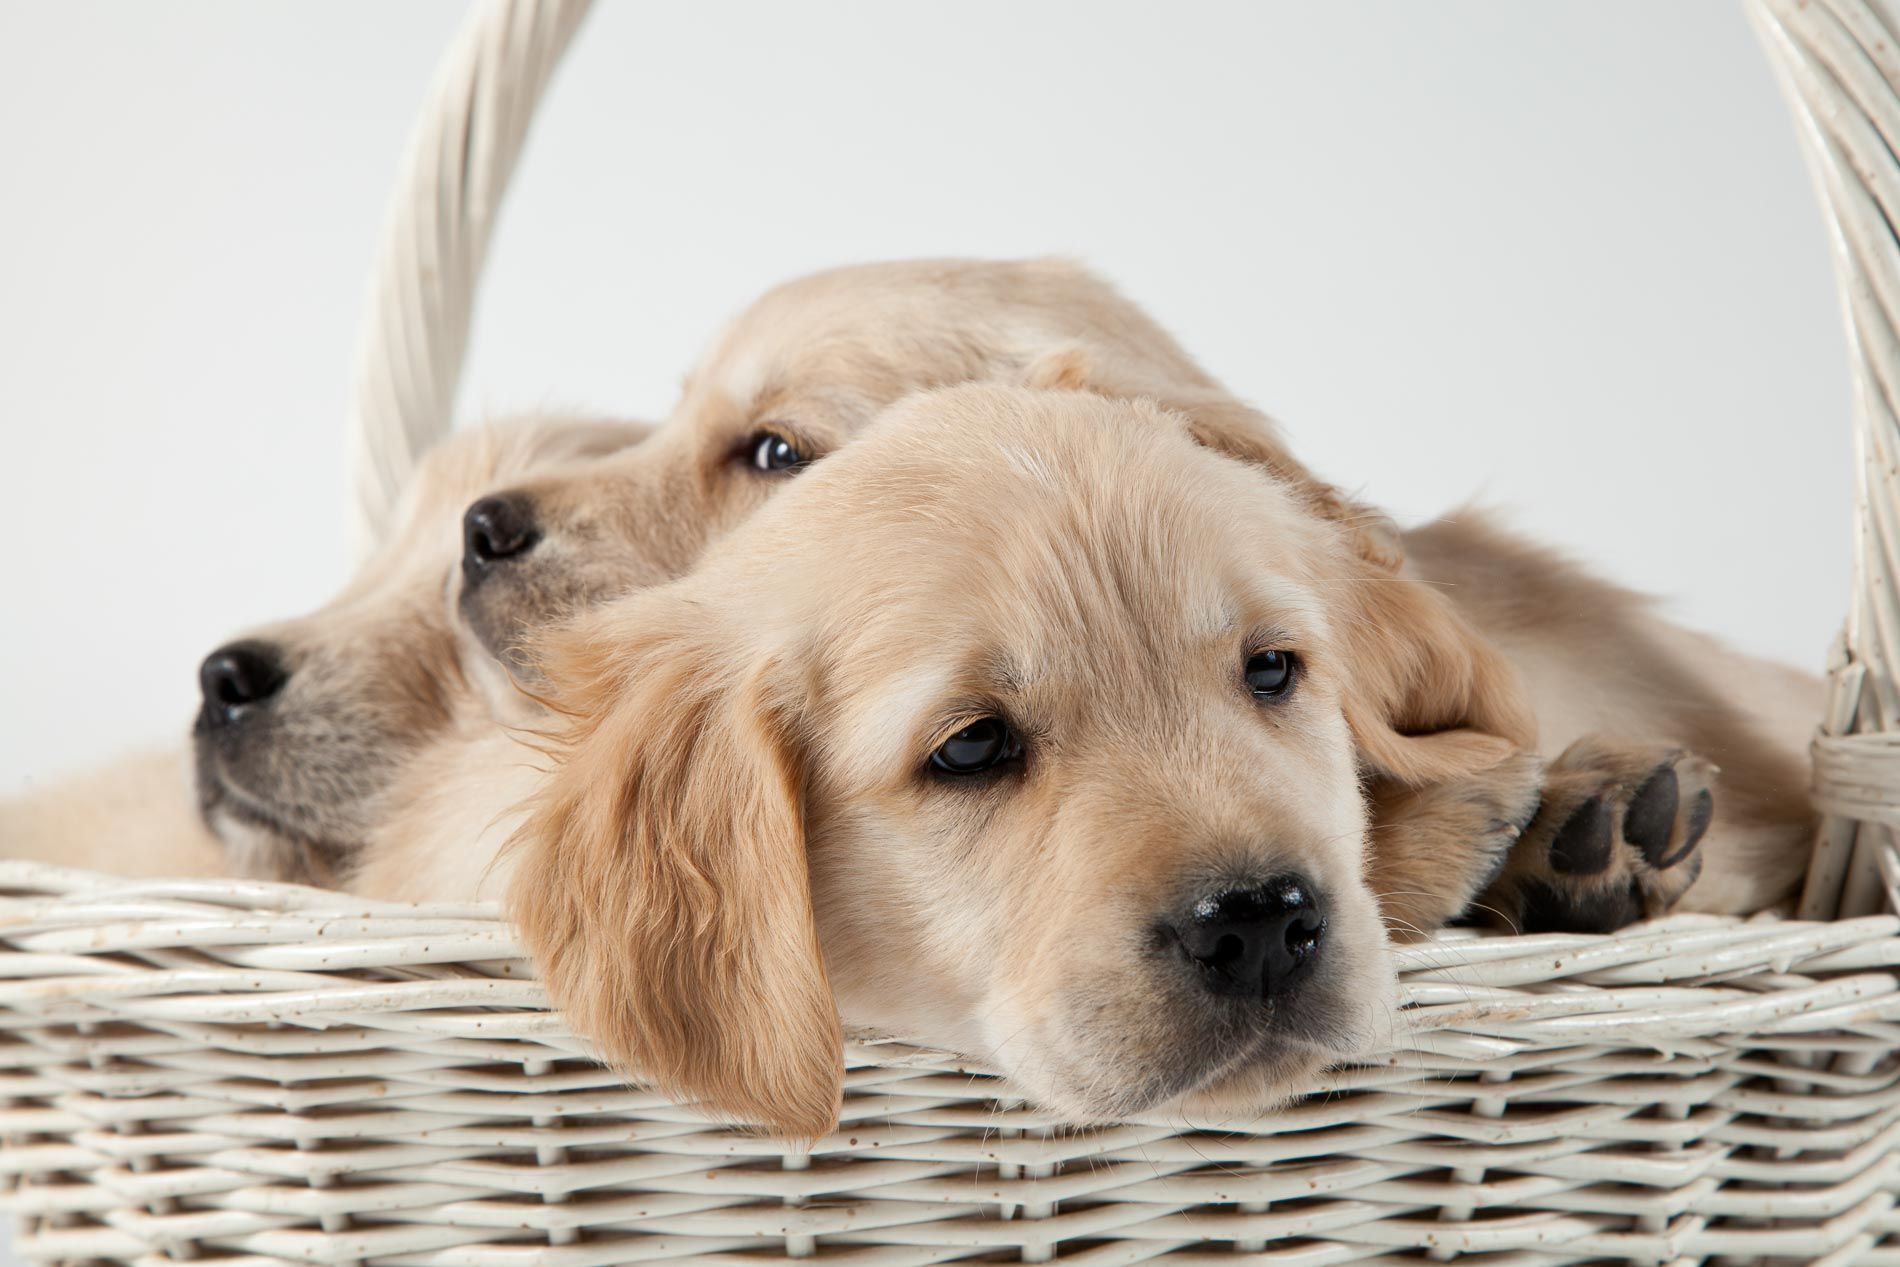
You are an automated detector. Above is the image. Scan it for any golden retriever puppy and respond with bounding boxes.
[505,383,1544,1137]
[192,415,648,885]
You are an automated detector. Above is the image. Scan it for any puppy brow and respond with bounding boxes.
[897,651,1036,753]
[985,650,1033,695]
[834,661,962,775]
[1234,574,1327,641]
[1184,601,1241,644]
[742,380,795,416]
[706,338,779,403]
[1244,623,1299,653]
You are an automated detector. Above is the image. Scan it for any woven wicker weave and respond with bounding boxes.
[3,864,1898,1263]
[5,0,1899,1262]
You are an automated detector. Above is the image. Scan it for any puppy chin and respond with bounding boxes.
[1139,987,1400,1125]
[1175,976,1402,1119]
[1002,1034,1340,1126]
[194,758,355,887]
[1169,1046,1330,1121]
[983,938,1401,1126]
[201,802,290,880]
[455,623,552,729]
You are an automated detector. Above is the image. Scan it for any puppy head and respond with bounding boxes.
[457,257,1383,687]
[510,384,1519,1136]
[193,416,648,884]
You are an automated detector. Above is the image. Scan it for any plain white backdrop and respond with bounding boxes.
[0,0,1851,801]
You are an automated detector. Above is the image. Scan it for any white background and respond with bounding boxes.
[0,1,1850,803]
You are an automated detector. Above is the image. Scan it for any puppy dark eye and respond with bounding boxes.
[748,430,809,473]
[929,717,1023,776]
[1245,650,1298,700]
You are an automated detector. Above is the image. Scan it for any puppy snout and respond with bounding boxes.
[199,641,287,726]
[462,493,539,575]
[1176,876,1325,999]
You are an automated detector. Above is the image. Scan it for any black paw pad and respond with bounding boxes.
[1519,879,1642,934]
[1548,797,1613,875]
[1623,765,1681,866]
[1657,788,1713,869]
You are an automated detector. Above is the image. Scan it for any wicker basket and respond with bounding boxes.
[5,1,1899,1262]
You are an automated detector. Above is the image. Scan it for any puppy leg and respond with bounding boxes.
[1480,736,1717,934]
[1365,751,1546,940]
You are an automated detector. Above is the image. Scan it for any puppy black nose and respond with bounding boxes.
[1177,877,1325,999]
[463,494,539,570]
[199,642,287,725]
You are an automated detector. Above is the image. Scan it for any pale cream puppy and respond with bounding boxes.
[503,383,1522,1138]
[192,414,650,886]
[0,416,649,886]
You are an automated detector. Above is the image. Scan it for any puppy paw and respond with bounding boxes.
[1481,738,1716,934]
[1457,751,1552,888]
[1368,750,1546,939]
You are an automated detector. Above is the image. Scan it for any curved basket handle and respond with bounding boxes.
[345,0,594,561]
[1751,0,1900,918]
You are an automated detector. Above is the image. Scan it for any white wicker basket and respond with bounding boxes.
[5,1,1900,1262]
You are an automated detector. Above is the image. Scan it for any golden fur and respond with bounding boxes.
[506,384,1552,1137]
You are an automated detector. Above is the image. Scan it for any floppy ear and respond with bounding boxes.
[1330,570,1537,784]
[1171,397,1406,575]
[1195,403,1538,779]
[1019,346,1405,572]
[507,599,842,1138]
[1178,401,1530,775]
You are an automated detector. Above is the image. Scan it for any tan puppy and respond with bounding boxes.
[505,383,1544,1138]
[192,415,649,885]
[506,388,1816,1137]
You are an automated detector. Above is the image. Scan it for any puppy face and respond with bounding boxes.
[798,417,1389,1122]
[193,417,648,883]
[458,257,1388,687]
[513,385,1520,1137]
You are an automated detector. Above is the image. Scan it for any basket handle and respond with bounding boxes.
[344,0,594,561]
[1751,0,1900,919]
